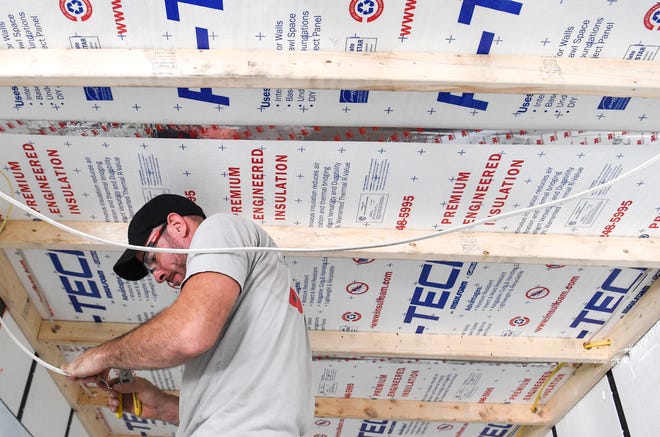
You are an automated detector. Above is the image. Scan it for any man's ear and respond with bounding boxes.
[166,212,187,236]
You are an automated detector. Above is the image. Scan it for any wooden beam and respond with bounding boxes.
[77,387,548,426]
[519,278,660,437]
[0,250,109,437]
[317,397,549,425]
[39,320,610,363]
[40,321,135,345]
[0,49,657,97]
[1,220,658,267]
[311,331,609,363]
[0,252,43,341]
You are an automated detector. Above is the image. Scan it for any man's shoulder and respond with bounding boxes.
[202,213,254,228]
[195,213,263,242]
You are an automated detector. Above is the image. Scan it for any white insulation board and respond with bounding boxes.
[0,1,658,128]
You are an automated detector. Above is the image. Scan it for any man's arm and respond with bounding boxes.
[62,272,240,377]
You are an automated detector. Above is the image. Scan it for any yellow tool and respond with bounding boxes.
[115,369,142,418]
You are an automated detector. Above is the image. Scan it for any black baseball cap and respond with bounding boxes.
[113,194,206,281]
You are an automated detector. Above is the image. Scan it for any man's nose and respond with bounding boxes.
[152,268,167,283]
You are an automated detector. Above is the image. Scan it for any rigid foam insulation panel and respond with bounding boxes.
[1,135,658,237]
[0,1,658,129]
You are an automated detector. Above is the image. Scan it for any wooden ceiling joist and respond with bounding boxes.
[313,397,549,426]
[0,49,657,98]
[40,320,611,364]
[1,220,658,267]
[77,386,549,426]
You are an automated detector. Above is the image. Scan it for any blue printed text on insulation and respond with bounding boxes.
[356,419,397,436]
[163,0,231,106]
[403,261,464,333]
[47,250,110,322]
[570,268,647,339]
[438,0,523,112]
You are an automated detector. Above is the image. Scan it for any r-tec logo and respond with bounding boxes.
[60,0,93,22]
[350,0,385,23]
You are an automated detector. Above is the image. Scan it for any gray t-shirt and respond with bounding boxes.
[176,213,313,436]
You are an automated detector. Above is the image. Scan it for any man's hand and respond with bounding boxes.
[109,377,180,425]
[61,347,108,379]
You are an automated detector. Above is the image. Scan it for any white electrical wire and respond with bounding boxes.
[0,151,658,255]
[0,151,658,377]
[0,314,69,376]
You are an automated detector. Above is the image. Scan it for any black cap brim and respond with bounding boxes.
[113,249,149,281]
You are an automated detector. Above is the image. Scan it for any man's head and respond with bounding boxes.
[113,194,206,282]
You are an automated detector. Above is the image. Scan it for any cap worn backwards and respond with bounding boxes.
[113,194,206,281]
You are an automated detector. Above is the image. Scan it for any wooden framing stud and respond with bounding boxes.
[2,220,658,267]
[0,49,658,98]
[314,397,550,426]
[39,320,610,364]
[77,389,549,426]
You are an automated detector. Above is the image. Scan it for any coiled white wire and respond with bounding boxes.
[0,151,658,376]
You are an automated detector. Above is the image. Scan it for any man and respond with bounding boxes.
[62,194,313,436]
